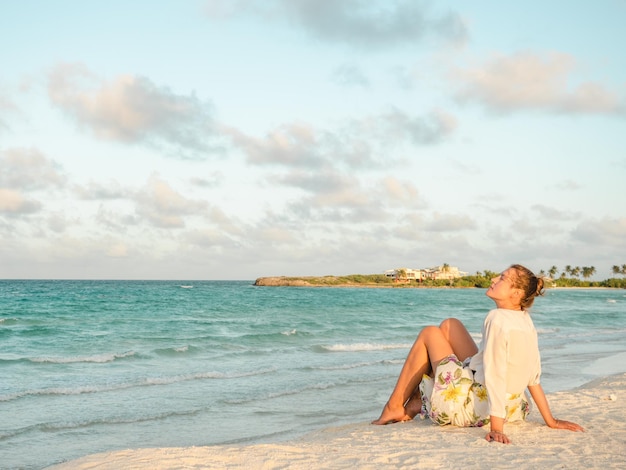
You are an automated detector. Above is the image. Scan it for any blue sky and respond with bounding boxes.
[1,0,625,280]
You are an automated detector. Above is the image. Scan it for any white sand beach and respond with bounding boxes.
[48,373,626,469]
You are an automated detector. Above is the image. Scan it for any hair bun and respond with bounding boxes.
[535,277,545,297]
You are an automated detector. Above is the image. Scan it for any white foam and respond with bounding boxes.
[582,351,626,376]
[30,351,136,364]
[322,343,412,352]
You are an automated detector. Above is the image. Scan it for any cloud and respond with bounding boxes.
[554,179,583,191]
[74,180,130,200]
[230,123,326,168]
[190,172,223,189]
[0,188,42,215]
[0,148,65,216]
[423,212,476,232]
[455,51,626,115]
[331,63,370,88]
[365,108,457,146]
[531,204,579,221]
[134,174,208,228]
[230,108,456,169]
[572,217,626,247]
[389,65,419,90]
[46,211,73,233]
[275,170,425,226]
[106,242,129,258]
[0,147,66,190]
[0,91,18,133]
[47,63,222,158]
[205,0,468,49]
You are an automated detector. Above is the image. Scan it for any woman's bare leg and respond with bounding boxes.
[372,325,454,425]
[402,319,477,420]
[439,318,478,361]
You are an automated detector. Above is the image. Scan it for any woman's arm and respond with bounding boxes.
[527,384,584,432]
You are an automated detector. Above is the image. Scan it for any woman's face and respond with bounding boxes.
[486,268,522,309]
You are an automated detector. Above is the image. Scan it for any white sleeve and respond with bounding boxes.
[482,312,508,419]
[529,345,542,386]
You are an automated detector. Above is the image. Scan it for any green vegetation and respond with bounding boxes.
[278,274,396,286]
[267,263,626,288]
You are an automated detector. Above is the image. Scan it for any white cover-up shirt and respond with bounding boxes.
[469,308,542,418]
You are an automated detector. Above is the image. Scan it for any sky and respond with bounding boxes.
[1,0,625,280]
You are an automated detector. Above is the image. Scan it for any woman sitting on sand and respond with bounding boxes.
[372,264,584,443]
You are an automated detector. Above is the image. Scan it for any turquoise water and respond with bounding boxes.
[1,281,625,469]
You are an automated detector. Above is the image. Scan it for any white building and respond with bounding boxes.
[385,265,467,282]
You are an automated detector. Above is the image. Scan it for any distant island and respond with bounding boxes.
[255,275,400,288]
[254,272,626,289]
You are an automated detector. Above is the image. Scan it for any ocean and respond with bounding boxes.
[1,280,625,469]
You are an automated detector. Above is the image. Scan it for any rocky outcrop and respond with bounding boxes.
[254,277,312,286]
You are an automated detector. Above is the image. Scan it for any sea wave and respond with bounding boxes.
[154,345,198,356]
[29,351,137,364]
[311,358,403,371]
[224,380,340,405]
[226,373,389,406]
[317,342,413,352]
[0,408,202,442]
[0,367,277,403]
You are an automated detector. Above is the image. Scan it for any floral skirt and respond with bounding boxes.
[419,355,531,427]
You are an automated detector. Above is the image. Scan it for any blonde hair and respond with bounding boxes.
[509,264,545,310]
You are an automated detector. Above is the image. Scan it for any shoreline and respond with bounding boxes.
[48,373,626,469]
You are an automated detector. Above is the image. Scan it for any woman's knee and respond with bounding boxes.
[439,318,463,333]
[417,325,444,342]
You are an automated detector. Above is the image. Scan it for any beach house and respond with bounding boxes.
[384,265,467,282]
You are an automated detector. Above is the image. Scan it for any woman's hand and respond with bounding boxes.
[549,418,585,432]
[486,416,510,443]
[485,430,510,444]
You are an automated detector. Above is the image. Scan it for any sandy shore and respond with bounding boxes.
[48,373,626,469]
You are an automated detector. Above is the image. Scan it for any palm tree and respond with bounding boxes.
[548,266,558,279]
[571,266,581,278]
[564,265,572,277]
[581,266,596,279]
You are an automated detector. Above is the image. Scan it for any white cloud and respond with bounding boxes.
[106,242,129,258]
[0,90,18,133]
[73,180,130,200]
[0,188,42,214]
[47,63,222,158]
[554,179,583,191]
[531,204,579,221]
[230,109,456,170]
[0,148,65,216]
[134,174,208,228]
[0,147,66,190]
[572,217,626,246]
[455,51,626,115]
[423,212,476,232]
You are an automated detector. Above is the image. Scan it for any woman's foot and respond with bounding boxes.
[371,402,412,425]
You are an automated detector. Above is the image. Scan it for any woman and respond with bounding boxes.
[372,264,584,443]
